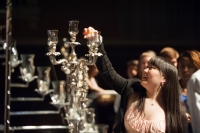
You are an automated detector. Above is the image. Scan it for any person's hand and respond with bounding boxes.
[83,27,98,40]
[83,27,102,44]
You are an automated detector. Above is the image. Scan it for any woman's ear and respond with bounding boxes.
[160,77,166,88]
[161,76,166,83]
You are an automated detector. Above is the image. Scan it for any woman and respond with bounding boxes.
[83,27,187,133]
[178,50,200,133]
[178,50,200,110]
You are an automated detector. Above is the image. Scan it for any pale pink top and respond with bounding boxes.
[124,103,166,133]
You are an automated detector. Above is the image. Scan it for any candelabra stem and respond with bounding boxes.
[68,42,80,64]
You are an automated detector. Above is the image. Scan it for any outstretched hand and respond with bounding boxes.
[83,27,102,43]
[83,27,98,40]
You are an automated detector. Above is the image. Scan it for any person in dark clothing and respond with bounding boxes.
[83,27,188,133]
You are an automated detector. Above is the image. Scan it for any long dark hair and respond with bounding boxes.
[135,56,184,133]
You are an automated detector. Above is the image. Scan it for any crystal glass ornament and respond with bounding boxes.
[19,54,38,82]
[68,20,79,42]
[35,66,51,95]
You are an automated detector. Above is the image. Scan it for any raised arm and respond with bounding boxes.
[96,43,134,94]
[83,27,140,94]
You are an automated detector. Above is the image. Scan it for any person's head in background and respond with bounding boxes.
[137,50,156,79]
[160,47,179,67]
[178,50,200,84]
[126,59,139,78]
[87,64,99,79]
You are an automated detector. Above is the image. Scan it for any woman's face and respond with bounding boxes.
[141,63,166,91]
[178,57,196,81]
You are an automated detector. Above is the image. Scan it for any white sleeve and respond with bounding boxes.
[187,70,200,133]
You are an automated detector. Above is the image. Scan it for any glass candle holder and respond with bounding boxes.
[68,20,79,42]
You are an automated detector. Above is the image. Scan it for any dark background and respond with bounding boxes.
[0,0,200,126]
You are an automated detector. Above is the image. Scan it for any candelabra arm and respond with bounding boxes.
[49,56,67,65]
[85,53,102,66]
[49,56,70,74]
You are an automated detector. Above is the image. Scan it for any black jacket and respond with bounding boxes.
[96,44,188,133]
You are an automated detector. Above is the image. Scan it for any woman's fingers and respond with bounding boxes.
[83,27,99,41]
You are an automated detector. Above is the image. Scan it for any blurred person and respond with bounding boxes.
[146,50,157,57]
[126,59,139,78]
[87,64,117,132]
[187,69,200,133]
[178,50,200,133]
[87,64,105,93]
[136,50,156,79]
[84,27,188,133]
[160,47,179,67]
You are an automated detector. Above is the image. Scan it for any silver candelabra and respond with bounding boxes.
[46,20,103,133]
